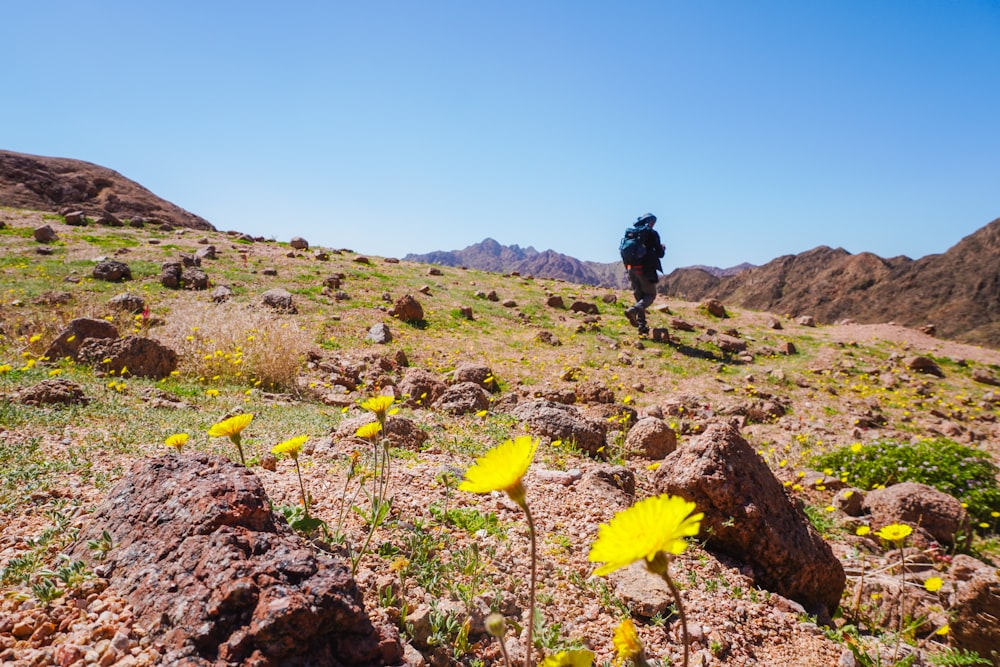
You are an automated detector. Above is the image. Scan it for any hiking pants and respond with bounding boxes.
[627,268,657,323]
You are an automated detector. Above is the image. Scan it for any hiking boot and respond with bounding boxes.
[625,307,640,328]
[637,325,650,336]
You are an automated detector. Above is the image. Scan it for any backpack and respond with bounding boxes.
[619,225,649,265]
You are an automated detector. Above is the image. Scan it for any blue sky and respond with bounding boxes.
[5,2,999,270]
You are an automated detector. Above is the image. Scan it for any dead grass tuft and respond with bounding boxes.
[154,301,312,391]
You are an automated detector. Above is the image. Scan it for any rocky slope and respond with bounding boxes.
[661,218,1000,348]
[0,149,214,231]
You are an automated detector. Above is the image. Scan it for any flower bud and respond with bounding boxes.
[485,613,506,638]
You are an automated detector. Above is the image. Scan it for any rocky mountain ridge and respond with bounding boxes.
[0,149,214,231]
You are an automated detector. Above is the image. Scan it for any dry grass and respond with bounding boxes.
[153,300,313,392]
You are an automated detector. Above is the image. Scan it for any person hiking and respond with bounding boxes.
[620,212,665,336]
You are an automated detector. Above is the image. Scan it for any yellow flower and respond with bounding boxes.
[851,443,863,454]
[459,435,538,505]
[164,433,189,451]
[539,649,595,667]
[355,422,383,440]
[272,435,308,459]
[209,413,254,439]
[935,624,950,636]
[29,334,42,343]
[924,577,943,592]
[0,364,11,373]
[206,389,219,397]
[588,494,703,576]
[361,395,394,421]
[875,523,912,543]
[856,526,871,536]
[390,557,409,572]
[612,618,643,666]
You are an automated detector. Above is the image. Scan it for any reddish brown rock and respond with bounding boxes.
[623,417,677,459]
[653,420,845,618]
[68,454,400,667]
[862,481,971,549]
[43,317,119,361]
[77,335,178,379]
[389,294,424,322]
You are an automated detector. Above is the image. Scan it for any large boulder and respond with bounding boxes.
[43,317,119,361]
[509,399,608,457]
[653,420,845,618]
[399,368,447,407]
[389,294,424,323]
[77,335,178,379]
[433,382,491,415]
[862,482,971,549]
[260,288,297,313]
[68,454,401,667]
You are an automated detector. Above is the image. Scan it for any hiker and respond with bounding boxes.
[620,212,665,335]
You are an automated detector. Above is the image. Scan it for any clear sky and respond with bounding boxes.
[5,1,999,270]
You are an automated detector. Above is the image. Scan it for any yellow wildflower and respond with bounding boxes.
[355,421,383,440]
[272,435,308,459]
[612,618,643,666]
[589,494,703,576]
[164,433,189,452]
[539,649,595,667]
[459,435,538,506]
[924,577,943,592]
[875,523,912,543]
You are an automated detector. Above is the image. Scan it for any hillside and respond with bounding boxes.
[0,149,214,231]
[2,205,999,666]
[661,218,1000,349]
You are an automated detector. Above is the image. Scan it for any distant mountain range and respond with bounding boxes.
[403,240,756,290]
[406,220,1000,348]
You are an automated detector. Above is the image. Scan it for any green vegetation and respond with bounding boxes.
[812,438,1000,531]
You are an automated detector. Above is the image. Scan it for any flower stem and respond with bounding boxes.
[521,501,538,667]
[294,459,309,517]
[661,565,690,667]
[232,435,247,467]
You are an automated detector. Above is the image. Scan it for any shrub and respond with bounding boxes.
[812,438,1000,532]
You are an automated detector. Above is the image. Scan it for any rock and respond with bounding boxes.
[779,341,797,355]
[93,260,132,282]
[535,330,562,346]
[449,363,498,392]
[949,570,1000,665]
[903,355,943,377]
[972,368,1000,386]
[33,224,58,243]
[701,299,728,318]
[211,285,233,303]
[17,379,89,406]
[624,417,677,459]
[715,334,747,354]
[576,381,615,404]
[670,317,696,332]
[43,317,119,361]
[862,482,971,548]
[509,400,607,458]
[546,295,565,309]
[399,368,447,407]
[653,420,845,618]
[180,267,209,290]
[194,245,217,262]
[796,315,817,327]
[78,335,179,379]
[289,237,309,250]
[107,292,146,314]
[69,455,400,666]
[570,301,599,315]
[160,261,183,288]
[581,466,635,496]
[609,562,674,619]
[384,417,430,450]
[366,323,393,344]
[260,288,298,313]
[389,295,424,322]
[63,211,87,226]
[834,488,865,516]
[433,382,491,415]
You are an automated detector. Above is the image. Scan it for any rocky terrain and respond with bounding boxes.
[0,150,214,232]
[0,159,999,667]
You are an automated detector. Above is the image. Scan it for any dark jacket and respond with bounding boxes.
[635,223,665,278]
